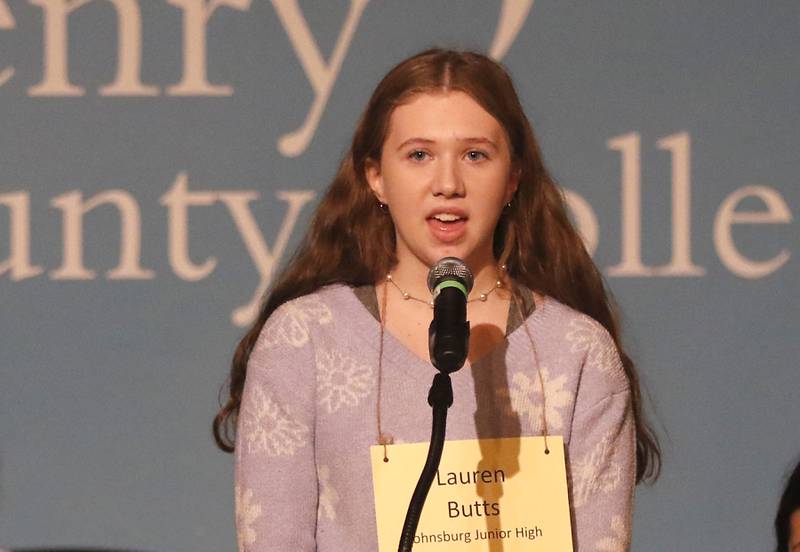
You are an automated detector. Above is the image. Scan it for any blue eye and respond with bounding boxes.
[466,150,487,161]
[409,150,428,162]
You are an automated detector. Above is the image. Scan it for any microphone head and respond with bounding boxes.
[427,257,474,294]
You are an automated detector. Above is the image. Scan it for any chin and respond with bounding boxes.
[426,246,476,267]
[410,237,486,270]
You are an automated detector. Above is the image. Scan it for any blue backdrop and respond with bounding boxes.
[1,2,798,550]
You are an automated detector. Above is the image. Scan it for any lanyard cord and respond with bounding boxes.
[375,281,550,459]
[376,280,392,462]
[513,284,550,454]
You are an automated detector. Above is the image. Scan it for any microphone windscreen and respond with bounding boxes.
[427,257,474,294]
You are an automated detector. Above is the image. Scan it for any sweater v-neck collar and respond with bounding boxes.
[346,284,541,378]
[351,284,536,337]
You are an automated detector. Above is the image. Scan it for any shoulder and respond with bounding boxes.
[255,284,355,351]
[535,296,629,396]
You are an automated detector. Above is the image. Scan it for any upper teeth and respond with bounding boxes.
[434,213,461,222]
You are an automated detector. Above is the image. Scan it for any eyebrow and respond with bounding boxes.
[396,137,499,151]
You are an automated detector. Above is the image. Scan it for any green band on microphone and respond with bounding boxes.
[434,280,468,298]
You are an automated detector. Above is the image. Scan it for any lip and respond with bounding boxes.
[426,207,468,243]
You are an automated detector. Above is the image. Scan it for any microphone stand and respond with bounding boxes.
[398,282,469,552]
[397,372,452,552]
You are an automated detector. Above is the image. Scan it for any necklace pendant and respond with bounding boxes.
[479,293,488,301]
[402,292,410,300]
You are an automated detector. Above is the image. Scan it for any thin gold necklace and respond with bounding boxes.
[374,278,551,461]
[385,265,507,307]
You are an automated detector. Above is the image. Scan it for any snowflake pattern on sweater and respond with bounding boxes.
[565,315,626,379]
[499,366,574,432]
[235,285,636,551]
[571,428,623,508]
[316,348,373,414]
[259,295,332,349]
[235,483,263,548]
[596,515,629,551]
[239,383,310,456]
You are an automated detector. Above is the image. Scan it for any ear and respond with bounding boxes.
[364,158,387,204]
[504,166,520,204]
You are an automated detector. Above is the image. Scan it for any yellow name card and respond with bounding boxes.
[370,436,573,551]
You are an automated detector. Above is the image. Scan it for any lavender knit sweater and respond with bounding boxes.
[234,284,635,551]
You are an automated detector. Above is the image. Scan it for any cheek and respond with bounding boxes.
[790,510,800,547]
[384,186,419,218]
[384,175,432,219]
[380,163,416,203]
[475,170,512,205]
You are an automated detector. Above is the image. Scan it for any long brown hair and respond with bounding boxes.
[213,49,661,483]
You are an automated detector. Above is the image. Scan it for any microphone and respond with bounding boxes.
[427,257,473,373]
[398,258,473,552]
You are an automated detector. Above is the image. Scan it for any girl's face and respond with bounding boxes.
[365,91,518,273]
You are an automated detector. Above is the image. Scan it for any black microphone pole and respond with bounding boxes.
[397,258,472,552]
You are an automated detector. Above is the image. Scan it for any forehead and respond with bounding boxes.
[385,91,508,145]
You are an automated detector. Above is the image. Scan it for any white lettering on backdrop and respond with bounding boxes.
[0,193,42,280]
[0,3,794,325]
[28,0,157,96]
[0,175,315,325]
[158,172,316,325]
[606,132,706,277]
[2,132,794,324]
[25,0,252,96]
[0,0,15,87]
[271,0,370,157]
[489,0,533,60]
[273,0,532,156]
[49,189,155,279]
[3,0,533,151]
[713,186,792,279]
[165,0,252,96]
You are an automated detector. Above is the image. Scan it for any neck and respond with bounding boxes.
[387,254,502,301]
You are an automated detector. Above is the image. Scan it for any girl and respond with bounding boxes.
[214,49,660,551]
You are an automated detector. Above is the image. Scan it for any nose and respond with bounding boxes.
[431,155,465,198]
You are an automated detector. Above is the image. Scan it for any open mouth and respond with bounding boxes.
[427,212,468,242]
[431,213,463,223]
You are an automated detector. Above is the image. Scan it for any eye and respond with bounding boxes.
[408,150,429,162]
[466,150,488,161]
